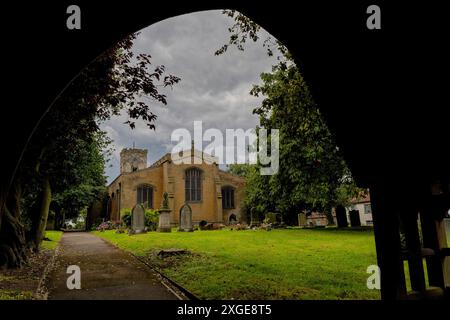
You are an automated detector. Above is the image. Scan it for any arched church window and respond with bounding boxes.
[185,168,202,202]
[137,184,153,208]
[222,186,235,209]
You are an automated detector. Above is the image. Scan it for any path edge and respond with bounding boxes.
[94,233,199,301]
[34,242,61,300]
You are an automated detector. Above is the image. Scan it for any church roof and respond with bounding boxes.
[149,149,219,168]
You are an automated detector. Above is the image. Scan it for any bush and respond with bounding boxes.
[145,209,159,231]
[91,217,104,230]
[121,208,132,227]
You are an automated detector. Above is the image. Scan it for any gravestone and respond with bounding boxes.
[349,210,361,227]
[158,192,172,232]
[250,208,260,227]
[298,213,307,227]
[335,205,348,228]
[178,203,193,232]
[131,204,146,234]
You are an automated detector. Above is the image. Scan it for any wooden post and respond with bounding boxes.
[400,208,426,293]
[370,184,407,299]
[420,204,445,289]
[436,219,450,292]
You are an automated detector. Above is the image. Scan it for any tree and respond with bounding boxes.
[0,32,180,267]
[218,11,364,224]
[47,132,110,229]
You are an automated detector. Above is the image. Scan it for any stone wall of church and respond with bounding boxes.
[108,166,164,221]
[107,157,246,226]
[167,161,220,225]
[219,171,247,224]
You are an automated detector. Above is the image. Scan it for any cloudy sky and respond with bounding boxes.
[100,10,280,184]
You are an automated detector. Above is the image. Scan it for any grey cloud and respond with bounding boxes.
[100,10,280,184]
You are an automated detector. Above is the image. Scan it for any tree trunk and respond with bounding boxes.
[28,177,52,251]
[0,181,28,268]
[325,207,335,225]
[34,177,52,251]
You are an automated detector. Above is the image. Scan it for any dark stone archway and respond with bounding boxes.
[2,1,449,300]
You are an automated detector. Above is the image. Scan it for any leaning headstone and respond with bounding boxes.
[158,192,172,232]
[298,213,307,227]
[335,205,348,228]
[349,210,361,227]
[178,203,193,232]
[131,204,146,234]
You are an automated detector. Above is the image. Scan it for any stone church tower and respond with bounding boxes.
[120,148,148,173]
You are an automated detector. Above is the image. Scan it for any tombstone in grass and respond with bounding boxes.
[131,204,146,234]
[335,205,348,228]
[298,212,307,227]
[178,203,193,232]
[349,210,361,227]
[250,208,260,227]
[157,192,172,232]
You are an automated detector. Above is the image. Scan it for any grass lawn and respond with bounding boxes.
[42,231,63,250]
[95,228,380,300]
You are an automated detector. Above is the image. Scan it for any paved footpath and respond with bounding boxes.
[47,232,178,300]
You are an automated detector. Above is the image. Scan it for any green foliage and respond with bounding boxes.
[215,10,289,59]
[218,12,365,223]
[334,180,368,208]
[145,209,159,230]
[227,164,254,177]
[251,63,350,217]
[121,208,132,227]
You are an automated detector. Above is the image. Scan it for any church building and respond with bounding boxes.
[106,147,246,226]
